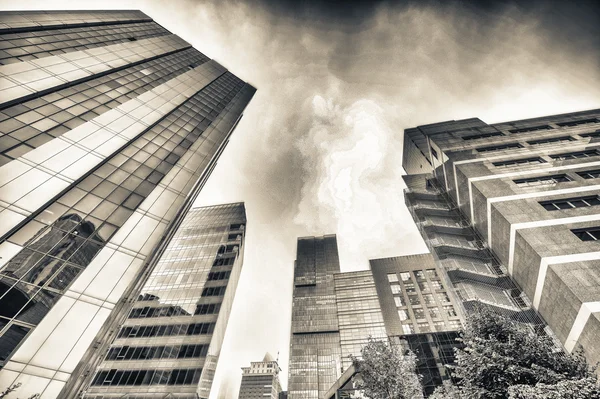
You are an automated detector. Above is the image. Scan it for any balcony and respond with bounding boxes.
[455,281,522,312]
[404,187,442,201]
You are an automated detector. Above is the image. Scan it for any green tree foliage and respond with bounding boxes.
[431,306,598,399]
[351,337,424,399]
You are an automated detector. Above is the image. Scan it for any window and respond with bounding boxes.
[423,294,435,305]
[394,296,405,307]
[540,195,600,211]
[387,273,399,282]
[444,305,457,317]
[400,272,411,281]
[493,157,545,167]
[513,174,571,186]
[408,295,420,305]
[577,169,600,179]
[462,131,504,140]
[508,125,553,134]
[556,118,599,127]
[549,150,600,160]
[429,307,441,318]
[431,148,439,159]
[398,309,409,321]
[418,323,430,332]
[572,227,600,241]
[526,136,575,145]
[448,320,462,329]
[580,131,600,139]
[402,324,415,334]
[476,143,523,153]
[390,284,402,294]
[431,280,443,290]
[426,269,438,278]
[414,270,425,280]
[201,286,227,297]
[414,309,426,319]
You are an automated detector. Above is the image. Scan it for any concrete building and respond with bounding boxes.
[403,108,600,367]
[238,353,282,399]
[0,10,255,398]
[84,203,246,399]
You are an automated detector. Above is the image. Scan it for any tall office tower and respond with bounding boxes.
[402,109,600,368]
[237,353,282,399]
[0,10,255,398]
[370,254,462,396]
[288,236,387,399]
[288,235,342,399]
[83,203,246,398]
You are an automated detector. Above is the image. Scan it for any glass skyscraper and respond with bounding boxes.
[288,235,343,399]
[0,10,255,398]
[83,203,246,399]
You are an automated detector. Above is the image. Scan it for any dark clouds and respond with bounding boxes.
[1,0,600,397]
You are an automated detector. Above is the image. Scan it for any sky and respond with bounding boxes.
[2,0,600,396]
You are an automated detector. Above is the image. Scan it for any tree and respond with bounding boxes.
[508,377,600,399]
[429,381,463,399]
[442,306,597,399]
[351,337,424,399]
[0,383,39,399]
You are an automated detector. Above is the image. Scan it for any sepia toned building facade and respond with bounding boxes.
[370,254,461,395]
[238,353,282,399]
[402,108,600,368]
[0,10,255,398]
[84,203,246,399]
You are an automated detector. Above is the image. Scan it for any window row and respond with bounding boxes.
[117,322,215,338]
[0,21,170,65]
[201,286,227,297]
[212,256,236,267]
[475,143,523,153]
[105,343,209,361]
[540,195,600,211]
[207,271,231,281]
[91,367,201,386]
[462,131,504,141]
[514,168,600,186]
[128,305,191,319]
[572,227,600,241]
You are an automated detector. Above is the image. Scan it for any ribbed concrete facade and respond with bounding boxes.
[0,10,255,398]
[403,108,600,367]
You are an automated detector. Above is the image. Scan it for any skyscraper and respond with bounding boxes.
[83,203,246,398]
[402,108,600,368]
[238,353,282,399]
[288,235,342,399]
[287,236,387,399]
[0,10,255,397]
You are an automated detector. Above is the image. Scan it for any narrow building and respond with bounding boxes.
[238,353,282,399]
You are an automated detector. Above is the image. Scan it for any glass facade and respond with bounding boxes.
[0,10,255,399]
[289,235,342,399]
[334,271,386,370]
[85,203,246,398]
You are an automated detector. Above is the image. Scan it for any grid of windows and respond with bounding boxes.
[207,271,231,281]
[540,195,600,211]
[513,174,571,186]
[117,322,215,338]
[105,344,209,361]
[0,47,209,165]
[0,21,170,65]
[577,169,600,179]
[0,73,244,362]
[508,125,553,134]
[475,143,523,153]
[461,131,504,140]
[492,157,545,167]
[526,136,575,145]
[556,118,599,127]
[129,305,192,319]
[91,368,202,386]
[549,150,600,160]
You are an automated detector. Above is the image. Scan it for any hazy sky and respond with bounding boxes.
[2,0,600,396]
